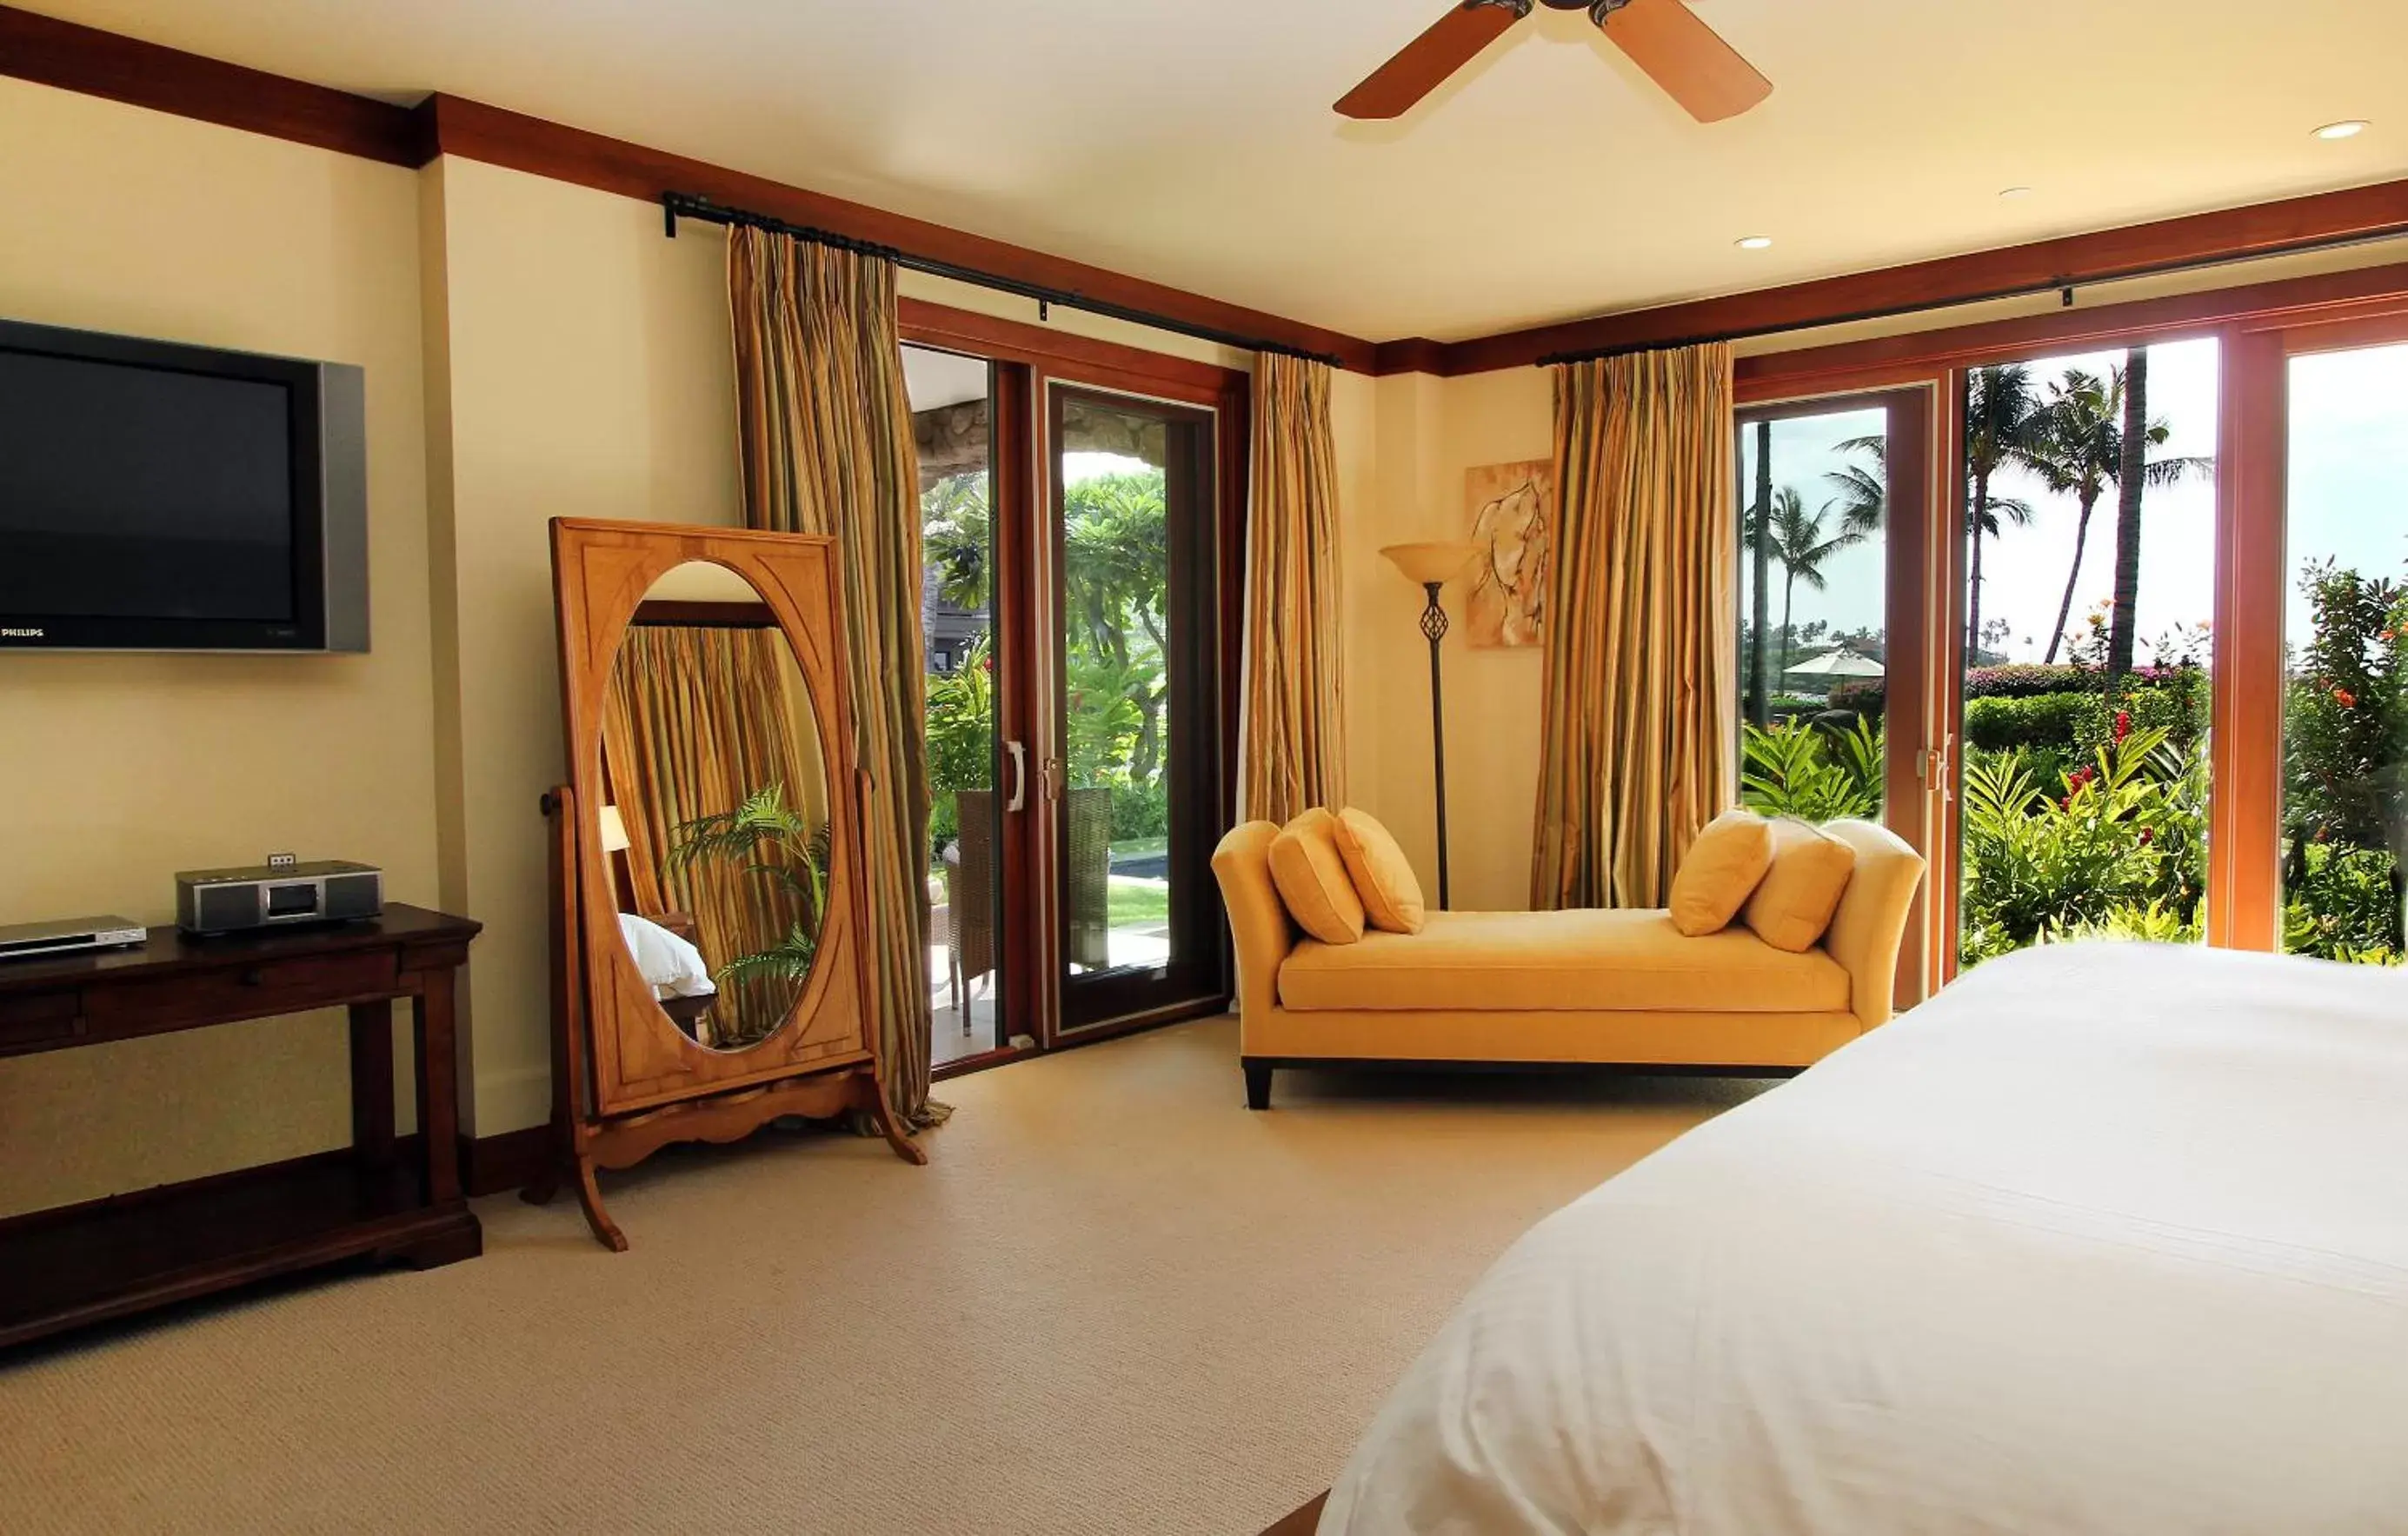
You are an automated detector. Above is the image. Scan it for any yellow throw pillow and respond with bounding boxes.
[1331,808,1427,934]
[1743,818,1859,953]
[1268,808,1367,945]
[1667,808,1775,935]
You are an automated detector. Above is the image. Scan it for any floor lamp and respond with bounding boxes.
[1380,542,1479,909]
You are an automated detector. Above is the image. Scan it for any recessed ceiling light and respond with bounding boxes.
[1735,236,1773,250]
[2316,120,2370,141]
[1999,185,2033,199]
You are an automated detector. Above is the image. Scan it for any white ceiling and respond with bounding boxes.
[30,1,2408,342]
[902,343,989,412]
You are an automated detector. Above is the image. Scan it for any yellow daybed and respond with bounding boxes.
[1211,817,1925,1109]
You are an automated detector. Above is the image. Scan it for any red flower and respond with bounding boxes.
[981,655,994,673]
[2112,709,2132,741]
[2139,827,2154,846]
[2334,687,2358,709]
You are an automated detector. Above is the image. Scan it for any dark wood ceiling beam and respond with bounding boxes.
[1427,176,2408,376]
[0,3,423,164]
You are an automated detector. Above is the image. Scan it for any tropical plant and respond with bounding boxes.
[921,472,992,611]
[669,783,834,1042]
[1963,363,2045,662]
[924,635,995,851]
[1746,488,1865,677]
[2281,561,2408,955]
[1957,724,2203,965]
[1740,716,1883,821]
[2022,366,2213,664]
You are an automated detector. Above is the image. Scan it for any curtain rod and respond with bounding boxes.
[1533,225,2408,369]
[662,192,1346,369]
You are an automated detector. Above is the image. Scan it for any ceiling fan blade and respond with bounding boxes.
[1600,0,1771,123]
[1335,3,1526,120]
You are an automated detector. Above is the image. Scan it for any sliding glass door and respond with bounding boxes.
[1735,389,1934,1000]
[908,343,1014,1067]
[1049,386,1226,1032]
[1947,340,2220,969]
[906,322,1239,1070]
[2279,338,2408,965]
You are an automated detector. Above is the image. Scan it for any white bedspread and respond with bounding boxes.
[1322,943,2408,1535]
[617,912,715,1000]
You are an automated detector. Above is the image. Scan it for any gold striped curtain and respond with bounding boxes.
[1530,344,1737,910]
[602,626,816,1045]
[1241,351,1347,823]
[726,227,940,1127]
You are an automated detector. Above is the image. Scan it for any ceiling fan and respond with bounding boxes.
[1336,0,1771,124]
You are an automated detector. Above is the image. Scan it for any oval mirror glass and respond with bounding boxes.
[597,560,833,1052]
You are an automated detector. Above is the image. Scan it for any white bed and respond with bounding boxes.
[1321,942,2408,1534]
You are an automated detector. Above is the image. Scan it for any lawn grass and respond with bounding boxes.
[1107,875,1169,928]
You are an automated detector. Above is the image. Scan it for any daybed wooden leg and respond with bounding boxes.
[1244,1061,1274,1111]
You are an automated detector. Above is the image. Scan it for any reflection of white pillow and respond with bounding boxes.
[617,913,716,998]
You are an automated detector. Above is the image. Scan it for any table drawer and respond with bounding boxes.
[0,988,84,1049]
[83,950,399,1030]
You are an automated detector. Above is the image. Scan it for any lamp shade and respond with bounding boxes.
[1380,541,1479,587]
[597,805,632,854]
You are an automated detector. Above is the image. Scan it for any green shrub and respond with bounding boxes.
[1963,692,2091,751]
[1740,716,1882,821]
[1110,779,1168,841]
[2285,841,2403,963]
[1957,728,2205,967]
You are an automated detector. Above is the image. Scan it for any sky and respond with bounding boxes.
[1739,338,2408,671]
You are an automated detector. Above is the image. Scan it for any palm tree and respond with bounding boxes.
[1823,433,1886,535]
[2107,347,2152,679]
[1746,488,1866,678]
[2024,366,2214,664]
[1746,420,1773,727]
[1964,364,2045,662]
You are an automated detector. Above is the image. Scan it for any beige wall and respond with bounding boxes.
[423,156,746,1134]
[0,79,437,1215]
[1339,368,1553,914]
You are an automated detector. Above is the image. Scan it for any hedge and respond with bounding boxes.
[1962,691,2091,750]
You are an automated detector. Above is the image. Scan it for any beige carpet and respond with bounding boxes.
[0,1018,1765,1535]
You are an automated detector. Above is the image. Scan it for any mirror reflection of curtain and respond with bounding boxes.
[603,625,822,1046]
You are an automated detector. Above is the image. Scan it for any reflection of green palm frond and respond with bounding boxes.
[713,919,822,988]
[669,783,833,988]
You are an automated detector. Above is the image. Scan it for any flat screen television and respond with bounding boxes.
[0,318,367,652]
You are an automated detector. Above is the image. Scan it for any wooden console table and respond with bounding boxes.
[0,904,482,1348]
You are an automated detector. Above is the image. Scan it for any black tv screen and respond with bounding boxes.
[0,353,295,622]
[0,319,366,652]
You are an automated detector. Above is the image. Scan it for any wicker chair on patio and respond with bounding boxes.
[944,787,1115,1027]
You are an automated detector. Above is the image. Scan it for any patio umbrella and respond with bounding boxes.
[1783,648,1886,679]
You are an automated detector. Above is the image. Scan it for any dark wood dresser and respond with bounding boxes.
[0,904,482,1348]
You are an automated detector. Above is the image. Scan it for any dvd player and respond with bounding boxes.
[0,915,149,962]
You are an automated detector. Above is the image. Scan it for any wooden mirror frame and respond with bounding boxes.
[529,518,922,1253]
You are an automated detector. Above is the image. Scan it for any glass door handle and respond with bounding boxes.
[1005,741,1028,813]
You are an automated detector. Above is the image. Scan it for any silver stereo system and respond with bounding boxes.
[176,856,383,935]
[0,915,148,963]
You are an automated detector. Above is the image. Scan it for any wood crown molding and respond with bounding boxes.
[12,2,2408,382]
[1424,178,2408,376]
[0,4,1374,371]
[412,93,1377,372]
[1733,257,2408,404]
[0,3,425,164]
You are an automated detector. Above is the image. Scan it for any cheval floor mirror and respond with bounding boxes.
[528,518,923,1251]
